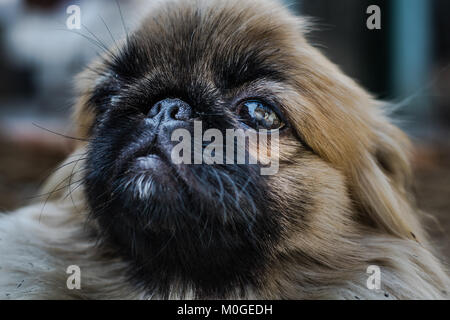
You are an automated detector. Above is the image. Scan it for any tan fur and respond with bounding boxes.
[0,0,449,299]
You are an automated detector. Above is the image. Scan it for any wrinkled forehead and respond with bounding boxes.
[106,0,300,92]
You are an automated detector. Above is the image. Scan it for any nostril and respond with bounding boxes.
[170,106,180,120]
[147,102,161,118]
[147,98,192,121]
[168,101,192,121]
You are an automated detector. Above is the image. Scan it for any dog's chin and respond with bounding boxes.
[84,127,284,297]
[125,155,181,202]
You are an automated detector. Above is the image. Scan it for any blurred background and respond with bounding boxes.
[0,0,448,256]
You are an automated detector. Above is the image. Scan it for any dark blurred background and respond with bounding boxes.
[0,0,449,256]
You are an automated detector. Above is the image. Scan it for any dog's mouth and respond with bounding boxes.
[118,143,181,192]
[129,145,169,172]
[135,154,165,171]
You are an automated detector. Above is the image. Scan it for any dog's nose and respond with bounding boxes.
[148,98,193,121]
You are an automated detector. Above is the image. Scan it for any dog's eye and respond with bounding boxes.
[237,100,285,130]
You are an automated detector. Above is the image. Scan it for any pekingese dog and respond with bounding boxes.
[0,0,449,299]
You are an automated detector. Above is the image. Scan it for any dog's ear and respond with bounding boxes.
[349,105,424,242]
[285,40,424,242]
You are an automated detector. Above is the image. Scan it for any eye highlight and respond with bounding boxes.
[237,100,285,130]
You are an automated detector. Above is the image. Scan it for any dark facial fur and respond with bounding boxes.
[83,0,306,298]
[72,0,450,300]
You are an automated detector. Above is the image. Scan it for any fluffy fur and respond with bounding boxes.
[0,0,449,299]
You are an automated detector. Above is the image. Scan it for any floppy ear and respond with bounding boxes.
[287,42,425,242]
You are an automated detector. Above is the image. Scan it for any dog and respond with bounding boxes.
[0,0,448,299]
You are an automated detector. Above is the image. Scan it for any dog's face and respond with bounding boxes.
[75,0,415,298]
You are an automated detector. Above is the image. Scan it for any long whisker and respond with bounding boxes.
[99,14,118,49]
[33,176,86,201]
[81,23,110,52]
[32,123,90,142]
[55,27,108,54]
[33,156,88,193]
[115,0,129,45]
[66,155,87,213]
[38,174,85,222]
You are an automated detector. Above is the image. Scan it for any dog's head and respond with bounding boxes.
[73,0,420,298]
